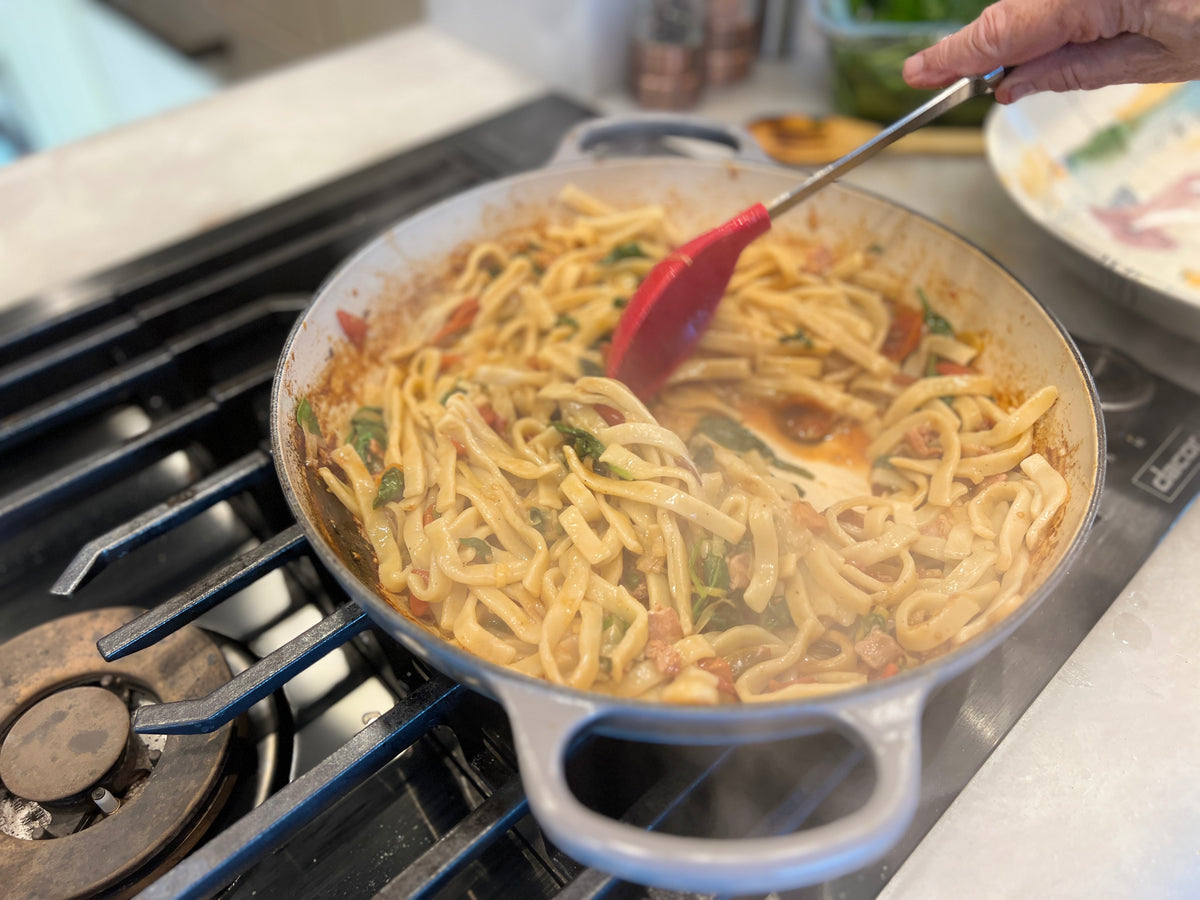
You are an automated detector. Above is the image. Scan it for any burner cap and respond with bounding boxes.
[0,687,130,805]
[0,608,236,900]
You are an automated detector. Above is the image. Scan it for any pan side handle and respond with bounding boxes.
[492,678,930,894]
[548,113,774,166]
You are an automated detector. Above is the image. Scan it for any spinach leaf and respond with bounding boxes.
[347,406,386,472]
[578,358,605,377]
[854,607,890,641]
[602,242,647,264]
[555,314,579,330]
[439,384,468,405]
[779,328,813,348]
[459,537,494,562]
[372,467,405,509]
[553,422,606,461]
[693,415,814,479]
[295,397,322,437]
[917,286,955,336]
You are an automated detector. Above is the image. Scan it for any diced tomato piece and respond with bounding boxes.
[439,353,463,372]
[432,298,480,347]
[409,595,431,618]
[450,437,468,458]
[478,403,508,434]
[776,401,835,443]
[696,656,738,697]
[934,360,975,376]
[594,404,625,426]
[423,503,437,527]
[881,305,923,362]
[410,568,430,586]
[880,662,901,679]
[791,499,827,533]
[336,310,369,350]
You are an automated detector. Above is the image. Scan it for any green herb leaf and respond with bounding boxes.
[926,352,941,378]
[917,286,955,336]
[597,462,635,481]
[296,397,321,437]
[689,543,730,605]
[601,613,628,640]
[555,314,579,330]
[620,569,645,594]
[779,328,813,348]
[602,242,647,264]
[613,296,628,309]
[483,262,502,278]
[854,607,889,641]
[373,467,405,509]
[347,406,386,472]
[578,358,605,377]
[459,537,494,562]
[693,415,815,479]
[440,384,468,405]
[760,595,788,632]
[553,422,606,461]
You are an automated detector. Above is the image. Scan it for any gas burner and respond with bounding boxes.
[0,609,239,899]
[1076,339,1156,412]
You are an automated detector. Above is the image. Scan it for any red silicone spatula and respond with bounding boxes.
[607,67,1005,400]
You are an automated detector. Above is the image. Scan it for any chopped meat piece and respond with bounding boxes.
[920,515,950,537]
[803,245,834,274]
[644,639,682,677]
[904,423,940,458]
[854,630,903,671]
[727,551,753,591]
[648,607,683,644]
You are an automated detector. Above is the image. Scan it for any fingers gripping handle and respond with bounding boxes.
[494,680,929,894]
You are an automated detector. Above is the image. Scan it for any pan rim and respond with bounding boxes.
[269,154,1106,732]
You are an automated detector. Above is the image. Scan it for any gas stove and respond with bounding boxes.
[1,94,1197,900]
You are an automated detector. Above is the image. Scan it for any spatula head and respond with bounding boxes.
[607,203,771,399]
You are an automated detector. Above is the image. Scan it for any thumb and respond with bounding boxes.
[903,0,1078,88]
[994,33,1179,102]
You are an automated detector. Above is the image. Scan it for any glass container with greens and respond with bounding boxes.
[811,0,993,125]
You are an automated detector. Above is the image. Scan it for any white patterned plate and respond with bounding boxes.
[985,82,1200,337]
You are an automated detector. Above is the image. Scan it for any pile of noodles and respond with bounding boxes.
[305,185,1068,705]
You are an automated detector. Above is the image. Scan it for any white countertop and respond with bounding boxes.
[880,496,1200,899]
[0,24,541,312]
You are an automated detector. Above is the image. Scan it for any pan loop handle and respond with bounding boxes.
[548,113,774,166]
[492,677,931,894]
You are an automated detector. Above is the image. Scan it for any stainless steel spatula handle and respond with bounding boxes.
[765,67,1007,219]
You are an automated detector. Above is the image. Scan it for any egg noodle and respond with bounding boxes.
[301,186,1068,705]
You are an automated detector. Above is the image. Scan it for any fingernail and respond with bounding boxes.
[1006,83,1035,103]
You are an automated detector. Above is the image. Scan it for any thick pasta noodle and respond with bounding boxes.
[301,187,1069,705]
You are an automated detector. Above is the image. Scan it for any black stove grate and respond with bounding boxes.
[3,94,1199,900]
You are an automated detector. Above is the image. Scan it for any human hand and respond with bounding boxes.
[902,0,1200,103]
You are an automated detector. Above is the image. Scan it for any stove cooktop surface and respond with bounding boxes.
[1,94,1198,900]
